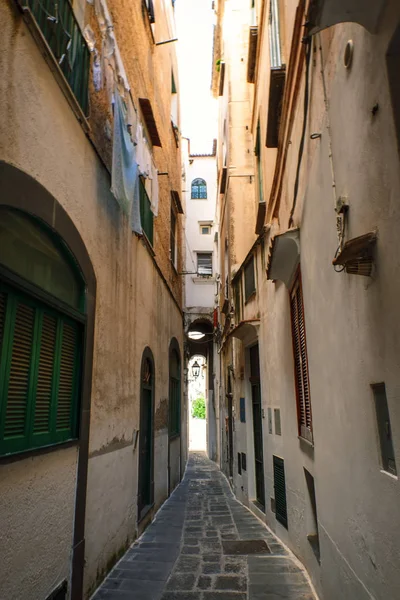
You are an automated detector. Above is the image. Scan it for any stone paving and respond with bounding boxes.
[92,452,317,600]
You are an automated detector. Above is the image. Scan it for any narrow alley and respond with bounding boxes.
[93,453,316,600]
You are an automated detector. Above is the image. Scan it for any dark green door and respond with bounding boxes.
[138,352,154,521]
[250,344,265,508]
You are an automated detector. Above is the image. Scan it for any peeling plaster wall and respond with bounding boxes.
[0,0,184,598]
[218,1,400,599]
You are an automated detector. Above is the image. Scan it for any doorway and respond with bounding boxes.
[138,348,154,522]
[188,354,207,451]
[250,344,265,509]
[227,372,234,478]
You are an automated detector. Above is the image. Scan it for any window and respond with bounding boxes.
[139,178,154,245]
[191,178,207,199]
[197,252,213,276]
[20,0,90,115]
[273,455,288,528]
[387,24,400,153]
[268,0,282,69]
[234,278,242,323]
[169,346,181,437]
[255,120,264,203]
[171,71,178,125]
[200,224,211,235]
[0,208,84,457]
[237,452,242,475]
[144,0,155,23]
[372,383,397,475]
[170,208,177,268]
[274,408,281,435]
[290,271,313,443]
[244,256,256,301]
[304,469,320,561]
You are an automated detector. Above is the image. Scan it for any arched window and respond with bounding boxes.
[0,207,85,456]
[138,347,154,520]
[191,178,207,199]
[169,340,181,437]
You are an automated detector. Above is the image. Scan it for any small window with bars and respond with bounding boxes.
[197,252,213,277]
[244,256,256,301]
[200,224,212,235]
[290,270,313,443]
[0,285,81,457]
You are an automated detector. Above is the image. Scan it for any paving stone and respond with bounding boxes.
[197,575,212,589]
[165,574,196,590]
[202,593,247,600]
[214,575,246,591]
[92,453,316,600]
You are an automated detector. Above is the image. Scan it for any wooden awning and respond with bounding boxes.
[139,98,162,147]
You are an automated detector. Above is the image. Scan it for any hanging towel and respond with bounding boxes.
[111,90,138,217]
[150,159,159,216]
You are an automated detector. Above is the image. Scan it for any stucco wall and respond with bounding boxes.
[0,0,184,598]
[218,1,400,599]
[0,447,77,600]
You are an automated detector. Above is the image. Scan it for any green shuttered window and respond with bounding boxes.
[0,285,81,456]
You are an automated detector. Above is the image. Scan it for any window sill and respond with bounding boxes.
[0,439,78,465]
[136,231,155,257]
[380,469,398,481]
[169,432,180,440]
[298,435,314,449]
[192,276,215,284]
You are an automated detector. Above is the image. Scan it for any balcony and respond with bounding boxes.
[139,179,154,246]
[19,0,90,117]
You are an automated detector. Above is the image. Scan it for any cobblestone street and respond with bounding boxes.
[92,453,316,600]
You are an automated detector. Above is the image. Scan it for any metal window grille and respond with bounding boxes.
[21,0,90,115]
[273,455,288,528]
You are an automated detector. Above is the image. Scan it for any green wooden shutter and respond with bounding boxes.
[33,313,57,435]
[0,284,81,456]
[56,321,79,432]
[4,301,36,443]
[273,455,288,528]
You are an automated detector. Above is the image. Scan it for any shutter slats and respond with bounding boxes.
[290,274,312,439]
[56,322,77,431]
[273,456,288,528]
[0,292,5,353]
[4,303,35,439]
[34,313,57,433]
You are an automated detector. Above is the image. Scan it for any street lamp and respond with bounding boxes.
[192,360,201,379]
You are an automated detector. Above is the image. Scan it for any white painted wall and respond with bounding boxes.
[185,155,218,309]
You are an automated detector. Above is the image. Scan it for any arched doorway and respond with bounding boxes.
[168,337,182,494]
[186,318,216,460]
[138,347,155,522]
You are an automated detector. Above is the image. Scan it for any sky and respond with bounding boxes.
[175,0,218,154]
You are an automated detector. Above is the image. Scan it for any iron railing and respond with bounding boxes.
[139,179,154,246]
[22,0,90,115]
